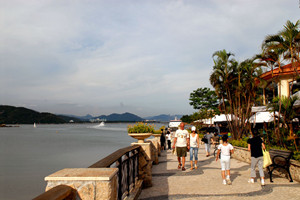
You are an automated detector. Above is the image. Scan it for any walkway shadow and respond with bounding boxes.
[139,182,300,200]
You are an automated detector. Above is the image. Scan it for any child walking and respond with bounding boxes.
[216,134,234,185]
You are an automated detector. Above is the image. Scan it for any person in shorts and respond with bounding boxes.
[172,122,190,171]
[216,134,234,185]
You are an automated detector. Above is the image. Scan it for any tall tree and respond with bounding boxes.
[210,50,239,138]
[189,87,219,110]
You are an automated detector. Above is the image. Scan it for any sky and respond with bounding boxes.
[0,0,299,118]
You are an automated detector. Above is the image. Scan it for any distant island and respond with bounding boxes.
[0,105,182,124]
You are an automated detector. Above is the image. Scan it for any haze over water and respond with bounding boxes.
[0,123,165,200]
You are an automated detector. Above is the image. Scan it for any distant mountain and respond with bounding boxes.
[0,105,66,124]
[144,114,183,122]
[57,115,83,123]
[94,112,144,122]
[59,114,93,121]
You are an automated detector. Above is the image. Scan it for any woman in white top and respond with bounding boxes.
[190,126,199,170]
[216,134,234,185]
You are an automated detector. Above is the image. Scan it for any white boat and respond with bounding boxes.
[168,117,181,132]
[98,121,105,127]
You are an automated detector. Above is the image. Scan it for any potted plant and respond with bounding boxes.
[152,129,163,139]
[127,122,155,143]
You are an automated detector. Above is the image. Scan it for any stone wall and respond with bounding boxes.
[232,146,300,182]
[45,168,118,200]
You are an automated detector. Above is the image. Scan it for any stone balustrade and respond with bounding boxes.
[37,138,161,200]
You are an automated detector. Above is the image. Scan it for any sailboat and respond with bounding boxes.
[33,123,37,128]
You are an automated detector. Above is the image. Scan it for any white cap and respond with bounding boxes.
[191,126,196,131]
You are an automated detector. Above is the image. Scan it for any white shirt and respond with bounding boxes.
[218,143,234,157]
[175,129,189,147]
[166,133,171,140]
[190,134,198,148]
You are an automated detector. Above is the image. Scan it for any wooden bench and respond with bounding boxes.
[267,149,293,182]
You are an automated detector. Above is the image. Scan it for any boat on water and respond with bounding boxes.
[98,121,105,127]
[168,117,181,132]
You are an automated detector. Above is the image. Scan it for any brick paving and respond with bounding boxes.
[139,145,300,200]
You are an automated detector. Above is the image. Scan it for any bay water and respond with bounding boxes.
[0,123,166,200]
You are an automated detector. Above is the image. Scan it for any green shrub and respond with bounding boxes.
[292,151,300,161]
[230,139,248,148]
[153,129,161,134]
[127,122,155,133]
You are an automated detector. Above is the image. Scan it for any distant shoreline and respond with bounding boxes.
[0,124,20,127]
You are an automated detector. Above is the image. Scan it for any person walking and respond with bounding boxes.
[204,131,214,157]
[190,126,199,170]
[247,129,266,186]
[172,122,190,171]
[160,129,166,151]
[166,128,172,150]
[216,134,234,185]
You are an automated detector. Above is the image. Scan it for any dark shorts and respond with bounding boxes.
[176,147,187,157]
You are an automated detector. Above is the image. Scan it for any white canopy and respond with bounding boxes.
[248,112,276,123]
[212,114,237,122]
[193,118,214,124]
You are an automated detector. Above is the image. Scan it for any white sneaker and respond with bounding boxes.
[261,179,265,186]
[222,179,227,185]
[226,178,232,185]
[248,179,254,183]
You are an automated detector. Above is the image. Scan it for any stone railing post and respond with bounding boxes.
[147,139,159,165]
[44,168,118,200]
[131,142,153,188]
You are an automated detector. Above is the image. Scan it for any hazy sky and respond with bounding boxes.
[1,0,299,117]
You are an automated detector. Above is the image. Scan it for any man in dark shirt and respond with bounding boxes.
[247,129,266,185]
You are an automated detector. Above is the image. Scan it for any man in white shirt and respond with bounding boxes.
[172,122,190,171]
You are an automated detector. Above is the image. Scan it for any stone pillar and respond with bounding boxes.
[131,142,152,161]
[279,78,292,97]
[153,136,161,156]
[147,139,159,164]
[45,168,118,200]
[131,142,152,188]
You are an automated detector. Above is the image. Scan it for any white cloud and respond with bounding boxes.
[1,0,299,117]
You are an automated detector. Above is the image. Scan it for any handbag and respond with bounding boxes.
[263,150,272,168]
[201,137,208,143]
[172,148,177,155]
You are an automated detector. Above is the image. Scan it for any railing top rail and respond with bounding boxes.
[32,185,75,200]
[88,145,141,168]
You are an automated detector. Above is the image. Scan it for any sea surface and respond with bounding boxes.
[0,123,166,200]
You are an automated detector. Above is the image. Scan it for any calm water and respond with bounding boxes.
[0,123,164,200]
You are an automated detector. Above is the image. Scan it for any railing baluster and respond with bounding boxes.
[133,150,136,186]
[118,157,122,200]
[126,152,130,196]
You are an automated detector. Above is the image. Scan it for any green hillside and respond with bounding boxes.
[0,105,67,124]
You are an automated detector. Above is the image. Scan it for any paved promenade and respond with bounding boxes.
[139,145,300,200]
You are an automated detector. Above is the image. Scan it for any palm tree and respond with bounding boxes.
[261,20,300,147]
[268,95,299,151]
[263,20,300,84]
[210,50,238,138]
[238,58,263,138]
